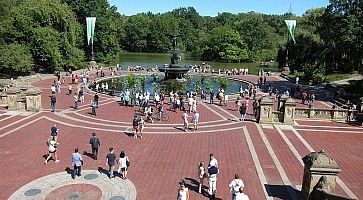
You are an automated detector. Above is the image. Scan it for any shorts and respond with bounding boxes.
[120,167,127,172]
[193,121,198,126]
[49,150,56,153]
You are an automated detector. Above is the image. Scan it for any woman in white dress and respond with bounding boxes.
[117,151,130,179]
[177,181,190,200]
[198,161,206,193]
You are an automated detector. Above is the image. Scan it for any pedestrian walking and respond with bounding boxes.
[50,124,59,137]
[50,93,56,112]
[117,151,130,179]
[44,136,59,164]
[106,148,117,178]
[132,115,139,138]
[182,111,190,132]
[192,111,200,131]
[78,88,84,103]
[89,133,100,160]
[138,116,145,139]
[94,93,99,108]
[208,162,219,198]
[207,153,219,198]
[177,180,190,200]
[239,103,247,121]
[71,148,84,179]
[229,174,244,200]
[73,93,78,109]
[68,84,72,95]
[198,161,207,193]
[91,100,97,116]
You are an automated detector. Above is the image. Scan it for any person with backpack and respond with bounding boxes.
[229,174,244,200]
[117,151,130,179]
[89,133,100,160]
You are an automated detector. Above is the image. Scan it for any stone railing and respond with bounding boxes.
[0,86,42,111]
[272,111,283,123]
[295,108,349,120]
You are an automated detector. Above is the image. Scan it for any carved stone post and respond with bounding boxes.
[283,98,296,124]
[0,92,7,107]
[301,150,341,200]
[259,96,273,123]
[6,88,21,110]
[25,87,42,111]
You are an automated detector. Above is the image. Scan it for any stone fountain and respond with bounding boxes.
[158,35,189,80]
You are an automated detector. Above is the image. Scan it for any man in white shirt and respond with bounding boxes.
[208,154,219,199]
[182,111,189,132]
[229,174,244,200]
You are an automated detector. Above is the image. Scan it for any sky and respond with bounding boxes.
[108,0,330,16]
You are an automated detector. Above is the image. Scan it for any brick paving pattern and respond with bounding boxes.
[0,71,361,200]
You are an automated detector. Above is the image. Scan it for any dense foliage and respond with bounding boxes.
[278,0,362,80]
[0,0,361,77]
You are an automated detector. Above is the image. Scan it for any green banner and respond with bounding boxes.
[86,17,96,46]
[284,20,296,45]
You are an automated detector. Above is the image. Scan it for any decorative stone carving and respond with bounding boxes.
[301,150,341,200]
[259,96,273,124]
[6,87,21,110]
[25,87,42,111]
[283,97,296,124]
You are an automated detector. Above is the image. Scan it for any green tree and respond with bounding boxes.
[0,43,34,76]
[203,26,248,62]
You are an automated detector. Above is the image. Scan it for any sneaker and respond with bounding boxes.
[55,160,60,163]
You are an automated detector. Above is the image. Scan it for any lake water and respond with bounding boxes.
[117,52,278,74]
[99,74,249,96]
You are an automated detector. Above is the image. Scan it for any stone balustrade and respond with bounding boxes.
[258,96,351,124]
[0,86,42,112]
[295,108,349,121]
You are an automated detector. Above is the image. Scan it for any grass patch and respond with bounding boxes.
[325,73,360,82]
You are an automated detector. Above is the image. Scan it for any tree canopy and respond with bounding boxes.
[0,0,361,76]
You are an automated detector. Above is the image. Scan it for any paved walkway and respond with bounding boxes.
[0,71,361,200]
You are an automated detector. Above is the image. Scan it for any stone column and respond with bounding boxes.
[283,98,296,124]
[259,96,273,124]
[0,92,7,107]
[301,150,341,200]
[25,87,42,111]
[6,88,21,110]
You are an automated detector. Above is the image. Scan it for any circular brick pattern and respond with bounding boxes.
[44,184,102,200]
[24,189,41,196]
[10,170,136,200]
